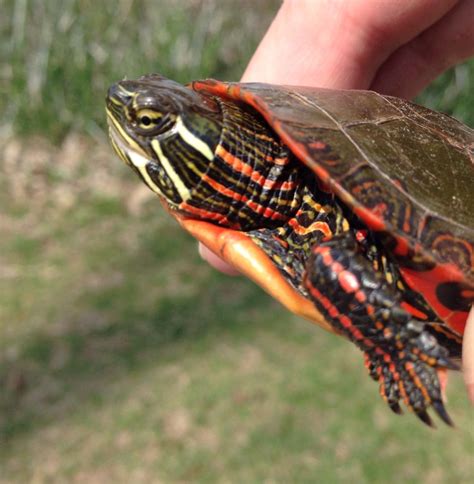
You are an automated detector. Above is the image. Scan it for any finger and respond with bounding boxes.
[437,368,449,403]
[242,0,459,89]
[198,243,240,276]
[462,306,474,405]
[371,0,474,98]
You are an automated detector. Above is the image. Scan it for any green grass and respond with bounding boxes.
[1,1,474,482]
[416,62,474,125]
[1,140,473,484]
[1,0,278,140]
[2,0,474,141]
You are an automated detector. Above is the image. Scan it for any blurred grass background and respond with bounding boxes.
[1,0,473,482]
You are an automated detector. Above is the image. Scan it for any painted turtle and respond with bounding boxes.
[106,74,473,426]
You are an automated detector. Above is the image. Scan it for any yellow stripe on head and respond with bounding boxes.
[109,133,130,166]
[117,84,135,97]
[106,107,148,158]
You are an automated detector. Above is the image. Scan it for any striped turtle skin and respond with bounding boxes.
[106,74,474,427]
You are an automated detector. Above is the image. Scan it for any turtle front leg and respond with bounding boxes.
[304,233,458,427]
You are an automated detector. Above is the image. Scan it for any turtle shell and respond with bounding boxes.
[187,79,474,334]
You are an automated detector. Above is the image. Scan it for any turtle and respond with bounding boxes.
[106,74,474,427]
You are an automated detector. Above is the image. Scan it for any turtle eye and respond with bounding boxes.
[139,114,152,127]
[135,109,164,130]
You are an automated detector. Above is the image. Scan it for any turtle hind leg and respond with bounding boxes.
[304,233,457,427]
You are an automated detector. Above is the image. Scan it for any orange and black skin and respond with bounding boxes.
[106,74,473,427]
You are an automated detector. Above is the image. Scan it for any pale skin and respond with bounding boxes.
[199,0,474,403]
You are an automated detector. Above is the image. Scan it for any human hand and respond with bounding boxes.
[463,307,474,404]
[199,0,474,402]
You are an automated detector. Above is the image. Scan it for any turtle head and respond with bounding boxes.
[106,74,222,206]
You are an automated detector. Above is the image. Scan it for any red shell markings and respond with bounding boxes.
[191,79,474,335]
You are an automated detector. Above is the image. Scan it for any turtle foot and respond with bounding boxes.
[364,345,455,427]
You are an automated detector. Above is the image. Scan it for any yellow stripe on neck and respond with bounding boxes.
[175,116,214,161]
[151,139,191,201]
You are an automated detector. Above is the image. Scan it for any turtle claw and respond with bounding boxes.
[389,402,403,415]
[432,400,454,427]
[415,403,454,428]
[415,410,435,428]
